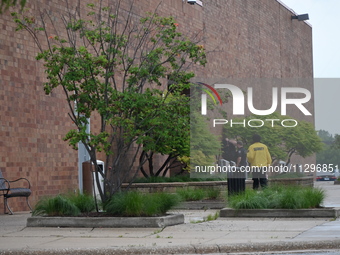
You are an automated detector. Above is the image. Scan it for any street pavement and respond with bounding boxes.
[0,182,339,255]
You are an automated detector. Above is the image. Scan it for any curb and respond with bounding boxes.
[26,214,184,228]
[173,201,225,210]
[1,240,340,255]
[220,208,340,218]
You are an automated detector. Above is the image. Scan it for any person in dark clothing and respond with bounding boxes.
[236,141,247,168]
[222,138,237,164]
[226,140,246,195]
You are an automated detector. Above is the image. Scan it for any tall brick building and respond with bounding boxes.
[0,0,314,212]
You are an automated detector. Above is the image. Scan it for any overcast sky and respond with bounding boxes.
[280,0,340,135]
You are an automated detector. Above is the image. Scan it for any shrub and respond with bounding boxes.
[66,192,96,213]
[104,191,180,217]
[277,187,301,209]
[33,191,180,217]
[141,192,181,216]
[176,188,206,201]
[228,189,269,209]
[33,192,96,216]
[227,185,325,210]
[300,187,325,208]
[105,191,144,216]
[205,188,221,200]
[33,195,80,216]
[176,187,221,201]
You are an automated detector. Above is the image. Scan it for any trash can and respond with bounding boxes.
[227,167,246,196]
[82,160,105,198]
[220,159,246,196]
[82,161,93,196]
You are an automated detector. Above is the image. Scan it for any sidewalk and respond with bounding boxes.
[0,182,340,255]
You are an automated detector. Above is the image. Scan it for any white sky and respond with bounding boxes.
[280,0,340,135]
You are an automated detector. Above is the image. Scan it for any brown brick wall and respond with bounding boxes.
[0,3,78,212]
[0,0,314,212]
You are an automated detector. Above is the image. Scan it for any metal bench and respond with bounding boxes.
[0,170,32,214]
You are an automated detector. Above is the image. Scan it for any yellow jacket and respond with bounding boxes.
[247,142,272,167]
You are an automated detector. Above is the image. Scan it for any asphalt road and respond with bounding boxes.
[205,251,340,255]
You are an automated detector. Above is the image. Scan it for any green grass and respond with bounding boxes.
[66,192,96,213]
[104,191,181,216]
[176,187,221,201]
[228,185,325,210]
[32,192,97,216]
[32,187,222,217]
[177,188,206,201]
[190,211,220,223]
[205,188,221,200]
[33,195,81,216]
[228,189,269,209]
[300,186,325,208]
[206,211,219,221]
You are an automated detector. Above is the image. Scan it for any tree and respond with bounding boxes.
[0,0,25,14]
[225,112,323,165]
[188,83,229,175]
[333,134,340,150]
[12,0,206,204]
[316,130,340,169]
[138,92,191,177]
[318,130,334,145]
[190,112,221,168]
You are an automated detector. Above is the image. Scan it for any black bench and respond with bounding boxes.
[0,170,32,214]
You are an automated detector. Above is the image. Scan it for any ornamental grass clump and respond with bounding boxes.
[205,188,221,200]
[177,187,221,201]
[104,191,180,217]
[33,195,81,217]
[151,192,181,214]
[228,185,325,210]
[176,187,206,201]
[33,193,96,216]
[276,186,302,209]
[300,186,325,208]
[228,189,270,209]
[66,192,96,213]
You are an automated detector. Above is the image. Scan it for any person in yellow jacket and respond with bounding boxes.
[247,134,272,189]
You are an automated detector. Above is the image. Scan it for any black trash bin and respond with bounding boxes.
[227,167,246,195]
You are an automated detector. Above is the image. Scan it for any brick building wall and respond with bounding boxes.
[0,0,314,212]
[0,1,81,212]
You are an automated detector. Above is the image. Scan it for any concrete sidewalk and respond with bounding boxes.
[0,182,339,255]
